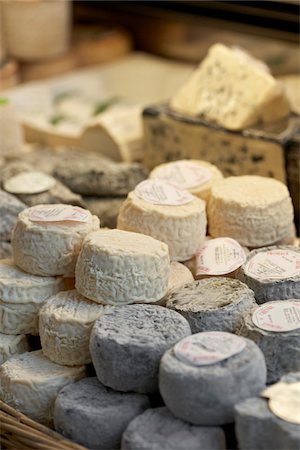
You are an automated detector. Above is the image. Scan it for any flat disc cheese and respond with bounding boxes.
[0,333,29,365]
[12,204,100,276]
[208,176,294,247]
[4,171,56,195]
[39,290,108,366]
[76,229,170,305]
[117,181,207,261]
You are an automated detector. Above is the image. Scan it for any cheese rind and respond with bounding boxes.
[12,204,100,276]
[39,290,108,365]
[0,350,86,426]
[117,190,207,261]
[0,189,26,241]
[0,333,29,365]
[76,229,170,305]
[208,176,294,247]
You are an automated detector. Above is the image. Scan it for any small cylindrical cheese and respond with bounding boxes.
[12,204,100,277]
[76,229,170,305]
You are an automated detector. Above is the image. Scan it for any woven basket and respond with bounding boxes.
[0,401,86,450]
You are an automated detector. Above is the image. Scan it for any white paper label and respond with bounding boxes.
[195,237,246,276]
[154,161,212,189]
[252,301,300,332]
[245,249,300,280]
[29,205,90,223]
[135,180,194,206]
[4,171,56,195]
[174,332,246,366]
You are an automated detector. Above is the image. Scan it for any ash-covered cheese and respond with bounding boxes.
[0,189,26,241]
[166,277,256,334]
[159,332,266,425]
[0,333,29,365]
[76,229,170,305]
[237,301,300,383]
[54,377,150,450]
[12,204,99,276]
[90,304,191,393]
[39,290,108,366]
[208,176,294,247]
[0,350,86,426]
[171,43,290,130]
[117,180,207,261]
[236,246,300,303]
[149,160,223,203]
[0,259,65,335]
[122,407,226,450]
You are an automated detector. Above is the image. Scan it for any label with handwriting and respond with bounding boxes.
[153,161,212,189]
[252,301,300,332]
[245,249,300,280]
[135,180,194,206]
[29,205,90,223]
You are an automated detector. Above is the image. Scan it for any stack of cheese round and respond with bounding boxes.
[149,159,223,203]
[117,180,207,261]
[12,204,99,277]
[208,176,294,247]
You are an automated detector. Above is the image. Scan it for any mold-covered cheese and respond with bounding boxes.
[0,333,29,365]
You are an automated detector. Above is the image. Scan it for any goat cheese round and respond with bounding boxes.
[76,229,170,305]
[236,246,300,303]
[39,290,109,366]
[237,301,300,383]
[121,407,226,450]
[90,304,191,393]
[0,259,65,335]
[0,333,29,365]
[166,277,256,334]
[208,176,294,247]
[117,180,207,261]
[149,160,223,203]
[12,204,100,276]
[54,377,150,450]
[0,350,86,426]
[159,333,266,425]
[167,262,194,293]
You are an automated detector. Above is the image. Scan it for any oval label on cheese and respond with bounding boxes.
[153,161,212,190]
[4,171,56,195]
[135,180,194,206]
[174,332,246,366]
[195,237,246,276]
[29,205,90,223]
[252,301,300,332]
[244,249,300,280]
[263,382,300,425]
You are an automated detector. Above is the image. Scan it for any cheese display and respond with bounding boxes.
[121,407,226,450]
[39,290,108,366]
[0,350,86,426]
[117,180,207,261]
[237,301,300,383]
[76,229,170,305]
[208,176,294,247]
[0,258,65,335]
[0,333,29,365]
[0,189,26,241]
[90,304,191,393]
[54,377,150,449]
[236,246,300,303]
[166,278,256,334]
[170,44,290,130]
[159,332,266,425]
[149,160,223,203]
[12,204,99,277]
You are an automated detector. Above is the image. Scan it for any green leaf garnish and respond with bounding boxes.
[49,114,67,125]
[92,97,120,116]
[0,98,9,106]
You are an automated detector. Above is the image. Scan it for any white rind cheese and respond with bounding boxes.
[0,350,86,426]
[76,229,170,305]
[167,262,194,293]
[208,176,294,247]
[149,160,223,203]
[171,43,290,130]
[12,204,100,276]
[0,259,65,335]
[0,333,29,365]
[117,190,207,261]
[39,290,108,366]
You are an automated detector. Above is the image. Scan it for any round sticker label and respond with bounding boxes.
[29,205,90,223]
[263,382,300,425]
[4,171,56,195]
[153,161,212,189]
[174,332,246,367]
[134,180,194,206]
[252,301,300,332]
[245,249,300,280]
[195,237,246,276]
